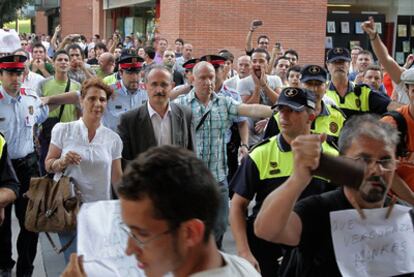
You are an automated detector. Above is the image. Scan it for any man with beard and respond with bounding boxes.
[162,49,184,87]
[118,66,194,168]
[237,48,282,147]
[67,44,95,84]
[255,114,404,276]
[324,47,398,118]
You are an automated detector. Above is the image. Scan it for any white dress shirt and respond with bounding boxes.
[147,101,172,146]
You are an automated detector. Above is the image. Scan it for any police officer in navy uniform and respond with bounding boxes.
[105,54,148,131]
[324,47,400,118]
[229,87,338,277]
[264,64,347,148]
[0,55,49,277]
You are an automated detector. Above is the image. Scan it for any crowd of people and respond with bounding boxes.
[0,15,413,277]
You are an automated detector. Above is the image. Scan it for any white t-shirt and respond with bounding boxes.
[22,71,44,96]
[236,74,282,106]
[189,252,260,277]
[223,75,240,91]
[394,81,410,105]
[51,119,123,203]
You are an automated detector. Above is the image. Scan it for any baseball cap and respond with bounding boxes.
[326,47,351,63]
[273,87,316,112]
[300,64,327,83]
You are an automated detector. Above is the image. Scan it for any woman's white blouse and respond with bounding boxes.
[51,119,123,203]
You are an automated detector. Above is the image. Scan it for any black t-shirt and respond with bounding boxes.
[282,188,414,277]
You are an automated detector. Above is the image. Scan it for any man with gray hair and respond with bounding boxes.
[255,114,403,276]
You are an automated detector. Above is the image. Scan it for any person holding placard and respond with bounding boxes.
[255,114,414,276]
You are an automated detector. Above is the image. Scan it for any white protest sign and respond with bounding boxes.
[330,205,414,277]
[77,200,146,277]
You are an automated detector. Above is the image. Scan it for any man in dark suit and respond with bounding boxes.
[118,65,195,167]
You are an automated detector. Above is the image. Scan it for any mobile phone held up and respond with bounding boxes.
[252,20,263,27]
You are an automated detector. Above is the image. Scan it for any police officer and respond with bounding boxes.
[200,54,249,181]
[229,87,337,277]
[170,58,199,99]
[0,55,49,277]
[324,47,399,118]
[105,54,147,131]
[264,64,346,147]
[0,133,19,219]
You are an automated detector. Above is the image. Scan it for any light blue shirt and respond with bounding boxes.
[0,86,49,159]
[174,89,239,182]
[104,80,147,131]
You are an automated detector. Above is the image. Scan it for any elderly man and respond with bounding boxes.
[255,114,405,276]
[118,66,194,167]
[224,55,252,90]
[174,61,274,248]
[324,47,399,118]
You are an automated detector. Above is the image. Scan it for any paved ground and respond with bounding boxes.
[11,213,237,277]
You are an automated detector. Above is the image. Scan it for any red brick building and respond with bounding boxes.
[35,0,327,64]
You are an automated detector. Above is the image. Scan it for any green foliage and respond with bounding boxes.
[0,0,33,27]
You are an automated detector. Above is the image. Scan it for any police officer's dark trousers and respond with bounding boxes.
[0,152,39,276]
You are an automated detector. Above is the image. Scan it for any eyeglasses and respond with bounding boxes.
[348,156,395,172]
[120,223,174,249]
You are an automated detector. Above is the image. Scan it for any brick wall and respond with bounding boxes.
[34,11,48,35]
[159,0,327,65]
[60,0,94,39]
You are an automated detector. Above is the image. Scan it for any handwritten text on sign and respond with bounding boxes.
[330,205,414,277]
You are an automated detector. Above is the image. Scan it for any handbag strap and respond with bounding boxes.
[196,110,211,131]
[57,78,71,121]
[45,232,76,254]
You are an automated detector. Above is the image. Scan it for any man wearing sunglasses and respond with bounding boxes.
[255,114,402,276]
[62,146,260,277]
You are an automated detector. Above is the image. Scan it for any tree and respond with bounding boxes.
[0,0,33,28]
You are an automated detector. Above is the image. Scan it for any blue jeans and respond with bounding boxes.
[57,230,77,264]
[213,180,229,248]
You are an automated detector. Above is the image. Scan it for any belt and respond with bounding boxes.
[11,152,37,164]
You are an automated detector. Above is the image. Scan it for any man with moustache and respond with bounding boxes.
[118,65,194,167]
[254,114,404,276]
[237,48,282,147]
[61,146,260,277]
[324,47,398,118]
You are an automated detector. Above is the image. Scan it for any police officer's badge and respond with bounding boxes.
[14,56,20,62]
[308,65,320,74]
[205,55,212,62]
[28,105,34,115]
[270,161,278,168]
[355,99,361,108]
[329,122,338,133]
[132,57,137,63]
[284,88,298,97]
[333,48,343,54]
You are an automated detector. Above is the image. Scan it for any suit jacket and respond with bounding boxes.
[118,102,195,167]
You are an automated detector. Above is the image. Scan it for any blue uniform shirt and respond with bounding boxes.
[104,80,147,131]
[0,86,49,159]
